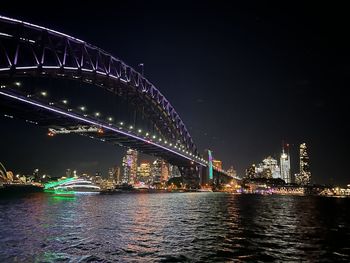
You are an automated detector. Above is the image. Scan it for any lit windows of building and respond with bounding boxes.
[280,145,291,184]
[122,149,138,185]
[295,143,311,185]
[213,160,223,170]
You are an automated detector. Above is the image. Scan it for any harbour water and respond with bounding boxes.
[0,193,350,262]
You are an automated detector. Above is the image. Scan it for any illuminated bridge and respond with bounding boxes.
[0,15,238,187]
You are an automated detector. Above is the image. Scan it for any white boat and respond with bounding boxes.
[54,178,101,194]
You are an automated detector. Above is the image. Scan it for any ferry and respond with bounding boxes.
[53,178,101,194]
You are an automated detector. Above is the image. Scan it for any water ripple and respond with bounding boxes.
[1,193,350,262]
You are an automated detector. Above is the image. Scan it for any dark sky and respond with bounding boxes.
[1,1,349,185]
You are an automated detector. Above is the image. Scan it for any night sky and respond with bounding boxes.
[1,1,349,185]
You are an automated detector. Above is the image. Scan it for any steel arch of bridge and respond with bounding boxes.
[0,15,197,155]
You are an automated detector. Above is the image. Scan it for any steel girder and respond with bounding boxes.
[0,15,197,155]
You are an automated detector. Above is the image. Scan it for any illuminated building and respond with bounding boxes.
[137,162,151,183]
[161,161,169,182]
[151,159,162,183]
[122,149,138,184]
[65,168,72,178]
[169,164,181,178]
[245,156,280,179]
[280,145,291,184]
[114,166,121,184]
[262,156,280,179]
[245,164,256,178]
[137,162,151,177]
[213,159,223,170]
[108,166,120,184]
[295,143,311,185]
[227,166,237,178]
[33,168,39,181]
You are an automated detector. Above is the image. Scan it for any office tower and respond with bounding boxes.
[295,143,311,185]
[122,149,138,184]
[280,144,291,183]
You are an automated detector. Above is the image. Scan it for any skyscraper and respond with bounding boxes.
[169,164,182,178]
[280,144,291,183]
[151,159,162,183]
[227,166,237,178]
[262,156,280,179]
[122,149,138,185]
[213,160,223,170]
[161,161,169,182]
[137,162,151,183]
[295,143,311,185]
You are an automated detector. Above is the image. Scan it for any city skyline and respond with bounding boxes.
[0,1,349,185]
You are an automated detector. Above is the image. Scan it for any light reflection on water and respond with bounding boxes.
[0,193,350,262]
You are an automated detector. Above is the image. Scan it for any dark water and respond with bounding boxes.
[1,193,350,262]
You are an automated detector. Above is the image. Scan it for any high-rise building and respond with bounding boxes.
[169,164,182,178]
[137,162,151,183]
[262,156,280,179]
[227,166,237,178]
[213,160,223,170]
[295,143,311,185]
[151,159,162,183]
[161,161,169,182]
[245,164,256,178]
[122,149,138,185]
[65,169,72,178]
[108,166,120,183]
[113,166,121,184]
[280,145,291,184]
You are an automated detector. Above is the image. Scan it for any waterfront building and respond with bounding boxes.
[227,166,237,178]
[262,156,280,179]
[295,143,311,185]
[245,164,256,179]
[151,159,162,183]
[33,168,39,181]
[280,146,291,184]
[113,166,121,184]
[213,159,223,170]
[137,162,151,183]
[169,164,182,178]
[122,149,138,184]
[161,161,169,182]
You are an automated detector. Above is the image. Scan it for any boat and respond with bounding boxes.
[53,178,101,194]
